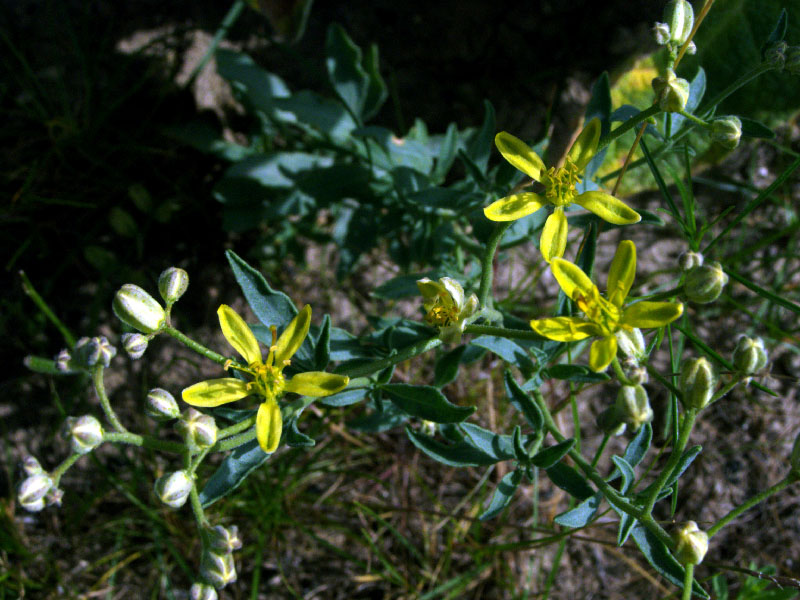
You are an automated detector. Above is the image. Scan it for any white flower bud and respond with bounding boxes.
[21,455,44,476]
[207,525,243,553]
[710,116,742,150]
[122,333,148,360]
[663,0,694,46]
[154,470,193,509]
[113,284,165,334]
[55,349,76,373]
[64,415,104,454]
[18,473,53,512]
[653,22,671,45]
[678,251,704,271]
[190,583,218,600]
[615,385,653,431]
[673,521,709,565]
[145,388,181,421]
[679,357,716,411]
[732,336,768,375]
[200,550,237,589]
[176,408,218,451]
[616,328,646,362]
[158,267,189,305]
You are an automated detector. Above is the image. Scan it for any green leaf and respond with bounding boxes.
[348,399,409,432]
[503,370,544,433]
[284,416,315,447]
[459,423,535,462]
[434,345,467,388]
[472,336,535,377]
[630,524,709,598]
[372,272,440,299]
[544,364,610,383]
[479,470,523,521]
[617,513,637,547]
[199,439,268,507]
[274,91,358,142]
[663,445,703,489]
[584,72,611,180]
[215,49,291,118]
[611,455,635,494]
[314,315,331,371]
[23,356,64,375]
[432,122,459,182]
[739,117,776,139]
[546,462,594,500]
[532,439,575,469]
[361,43,388,121]
[406,427,499,467]
[381,384,475,423]
[760,8,788,58]
[325,24,368,121]
[226,250,298,330]
[606,422,652,484]
[554,492,603,528]
[724,268,800,316]
[465,100,495,172]
[319,387,369,407]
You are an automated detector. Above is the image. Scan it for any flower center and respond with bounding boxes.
[542,160,581,206]
[426,301,460,328]
[250,361,285,402]
[575,290,621,337]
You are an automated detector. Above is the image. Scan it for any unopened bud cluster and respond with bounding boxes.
[684,261,728,304]
[58,336,118,373]
[200,524,242,589]
[679,357,716,410]
[652,69,690,113]
[154,470,193,509]
[63,415,104,454]
[176,408,218,452]
[710,116,742,150]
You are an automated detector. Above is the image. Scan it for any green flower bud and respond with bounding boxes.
[158,267,189,305]
[684,261,728,304]
[122,333,148,360]
[732,336,768,375]
[21,455,44,476]
[55,349,77,373]
[73,336,117,368]
[710,116,742,150]
[616,328,646,362]
[597,405,627,436]
[679,357,716,410]
[18,472,53,512]
[207,525,243,553]
[765,41,787,70]
[786,46,800,74]
[190,583,218,600]
[652,69,690,113]
[154,470,193,508]
[678,251,704,271]
[176,408,218,451]
[145,388,181,421]
[685,40,697,55]
[653,22,671,45]
[663,0,694,46]
[113,284,165,334]
[200,550,237,589]
[628,365,649,385]
[615,385,653,432]
[64,415,104,454]
[673,521,708,565]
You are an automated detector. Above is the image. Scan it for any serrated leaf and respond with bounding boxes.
[226,250,297,329]
[406,427,499,467]
[434,345,467,388]
[630,524,709,598]
[199,438,268,507]
[504,371,544,432]
[532,439,575,469]
[554,492,603,528]
[479,470,523,521]
[546,462,594,500]
[381,384,475,423]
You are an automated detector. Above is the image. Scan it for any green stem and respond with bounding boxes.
[343,337,443,378]
[591,434,610,469]
[677,110,709,129]
[212,429,256,452]
[597,105,661,152]
[92,366,128,433]
[698,63,776,118]
[682,563,695,600]
[464,324,546,341]
[707,474,798,537]
[189,483,210,527]
[183,0,246,88]
[103,431,185,454]
[639,286,684,302]
[50,453,82,486]
[218,415,257,440]
[19,270,76,348]
[478,222,512,309]
[611,357,634,386]
[643,409,698,514]
[163,327,230,366]
[190,448,211,475]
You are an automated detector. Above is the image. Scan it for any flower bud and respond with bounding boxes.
[765,41,787,70]
[786,46,800,74]
[684,261,728,304]
[154,470,193,508]
[122,333,148,360]
[64,415,104,454]
[200,550,237,589]
[679,357,716,410]
[663,0,694,46]
[597,405,626,436]
[55,349,76,373]
[678,251,704,271]
[176,408,218,451]
[685,40,697,55]
[673,521,708,565]
[190,583,218,600]
[113,284,165,334]
[158,267,189,305]
[145,388,181,421]
[652,69,691,113]
[46,486,64,507]
[627,364,649,385]
[21,455,44,476]
[207,525,243,553]
[732,336,768,375]
[616,328,646,362]
[18,472,53,512]
[615,385,653,431]
[710,116,742,150]
[653,22,671,45]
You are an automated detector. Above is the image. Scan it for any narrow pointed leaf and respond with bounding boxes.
[226,250,297,329]
[382,384,475,423]
[504,370,544,432]
[630,524,709,598]
[479,470,523,521]
[199,438,269,507]
[546,462,594,500]
[406,427,498,467]
[532,439,575,468]
[611,455,635,494]
[554,492,603,528]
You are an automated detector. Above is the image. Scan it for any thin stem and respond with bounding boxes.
[189,484,210,527]
[681,563,695,600]
[103,431,185,454]
[343,337,443,378]
[478,222,512,309]
[212,429,256,453]
[591,434,610,469]
[597,105,661,152]
[464,324,546,341]
[639,286,684,302]
[218,415,257,440]
[163,326,230,366]
[698,63,775,118]
[611,122,647,197]
[19,270,76,348]
[674,0,715,69]
[92,366,128,433]
[50,453,82,486]
[707,474,798,537]
[611,357,634,386]
[643,409,698,514]
[677,110,709,128]
[183,0,246,88]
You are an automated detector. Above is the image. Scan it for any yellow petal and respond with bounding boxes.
[256,400,282,453]
[285,372,350,397]
[589,336,617,372]
[218,305,262,365]
[540,208,568,262]
[274,305,311,366]
[622,301,684,328]
[495,132,546,181]
[550,257,597,302]
[530,317,601,341]
[182,378,250,407]
[607,240,637,307]
[574,191,641,225]
[416,278,442,303]
[567,118,601,171]
[483,193,545,222]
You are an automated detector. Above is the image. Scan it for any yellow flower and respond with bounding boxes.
[182,305,349,453]
[483,119,641,262]
[417,277,478,344]
[530,240,683,372]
